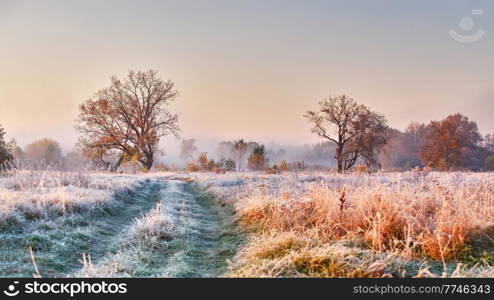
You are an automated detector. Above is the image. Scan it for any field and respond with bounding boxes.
[1,170,493,277]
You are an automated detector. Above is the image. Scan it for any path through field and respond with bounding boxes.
[0,178,242,278]
[152,180,241,277]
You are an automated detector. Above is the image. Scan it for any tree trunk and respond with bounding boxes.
[236,153,242,171]
[111,154,124,172]
[336,145,343,173]
[143,160,153,171]
[143,154,153,171]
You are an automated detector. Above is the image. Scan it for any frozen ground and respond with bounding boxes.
[0,171,240,277]
[189,171,494,277]
[0,171,149,228]
[76,180,241,277]
[1,170,493,277]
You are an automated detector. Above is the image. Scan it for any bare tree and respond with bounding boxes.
[231,139,248,171]
[180,138,197,161]
[304,95,387,172]
[76,70,179,171]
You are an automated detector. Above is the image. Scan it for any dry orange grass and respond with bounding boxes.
[198,171,494,277]
[227,231,412,277]
[238,177,494,261]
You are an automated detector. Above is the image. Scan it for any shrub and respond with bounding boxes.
[279,160,288,172]
[206,159,217,172]
[247,145,267,171]
[218,158,236,171]
[213,167,226,174]
[265,165,279,174]
[153,163,169,172]
[197,152,209,171]
[185,162,199,172]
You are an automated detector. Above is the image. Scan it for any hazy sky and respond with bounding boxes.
[1,0,493,153]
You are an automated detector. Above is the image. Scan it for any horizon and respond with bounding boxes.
[1,0,493,155]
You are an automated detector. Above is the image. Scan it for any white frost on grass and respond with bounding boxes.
[184,170,494,277]
[126,202,175,249]
[189,170,494,202]
[76,183,179,278]
[0,170,148,226]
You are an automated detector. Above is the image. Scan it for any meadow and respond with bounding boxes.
[194,170,494,277]
[1,169,493,277]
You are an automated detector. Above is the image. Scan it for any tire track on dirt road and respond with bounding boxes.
[74,179,242,277]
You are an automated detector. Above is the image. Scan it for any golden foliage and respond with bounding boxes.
[185,162,199,172]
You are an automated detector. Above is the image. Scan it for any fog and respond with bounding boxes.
[154,136,336,168]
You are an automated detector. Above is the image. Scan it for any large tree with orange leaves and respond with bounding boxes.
[419,114,482,170]
[76,70,179,171]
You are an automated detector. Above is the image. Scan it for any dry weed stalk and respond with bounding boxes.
[28,247,41,278]
[338,189,346,222]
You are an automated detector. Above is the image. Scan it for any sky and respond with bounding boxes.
[0,0,493,156]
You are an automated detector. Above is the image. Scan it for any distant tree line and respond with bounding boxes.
[2,80,494,174]
[380,114,493,171]
[305,94,494,172]
[0,135,90,171]
[183,139,268,173]
[181,137,328,174]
